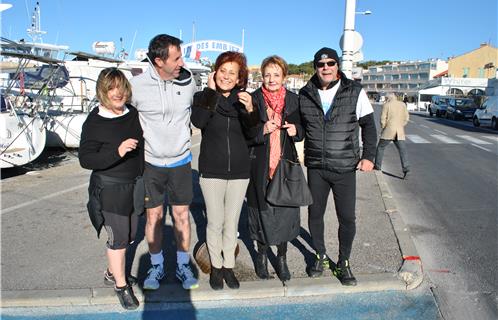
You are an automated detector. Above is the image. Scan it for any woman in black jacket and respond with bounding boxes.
[191,51,258,290]
[79,68,144,310]
[246,56,304,282]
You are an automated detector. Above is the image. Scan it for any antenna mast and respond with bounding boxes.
[26,2,46,43]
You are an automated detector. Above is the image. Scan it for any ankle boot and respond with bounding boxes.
[222,267,240,289]
[276,255,291,281]
[255,253,270,279]
[209,267,224,290]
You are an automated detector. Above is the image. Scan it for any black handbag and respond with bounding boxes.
[266,131,313,207]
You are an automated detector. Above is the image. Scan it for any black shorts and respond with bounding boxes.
[143,162,193,208]
[100,182,138,250]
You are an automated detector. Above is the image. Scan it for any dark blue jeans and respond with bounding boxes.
[374,138,410,173]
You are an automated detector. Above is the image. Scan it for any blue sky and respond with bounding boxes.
[1,0,497,66]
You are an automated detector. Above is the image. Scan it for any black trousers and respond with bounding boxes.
[307,168,356,261]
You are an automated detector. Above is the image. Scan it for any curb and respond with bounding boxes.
[374,170,424,290]
[1,274,407,308]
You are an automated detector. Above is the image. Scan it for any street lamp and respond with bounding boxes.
[341,0,371,78]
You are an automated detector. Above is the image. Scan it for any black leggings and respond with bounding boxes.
[257,241,288,257]
[307,169,356,261]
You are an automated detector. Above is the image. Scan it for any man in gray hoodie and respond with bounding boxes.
[130,34,198,290]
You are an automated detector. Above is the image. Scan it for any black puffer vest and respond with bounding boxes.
[299,73,363,173]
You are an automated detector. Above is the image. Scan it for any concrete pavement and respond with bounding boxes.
[1,153,423,307]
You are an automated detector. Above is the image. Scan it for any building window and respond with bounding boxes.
[478,68,484,78]
[463,67,469,78]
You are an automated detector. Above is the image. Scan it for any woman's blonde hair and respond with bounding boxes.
[96,68,132,107]
[260,55,288,78]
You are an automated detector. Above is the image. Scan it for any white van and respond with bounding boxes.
[473,96,498,130]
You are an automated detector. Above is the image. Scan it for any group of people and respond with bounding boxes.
[79,33,409,310]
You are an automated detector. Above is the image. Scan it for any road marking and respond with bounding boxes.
[406,134,430,143]
[457,135,492,145]
[481,135,498,142]
[431,134,460,144]
[420,125,430,129]
[471,144,491,152]
[1,183,88,215]
[433,129,446,135]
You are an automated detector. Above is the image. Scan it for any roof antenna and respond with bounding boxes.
[26,1,46,43]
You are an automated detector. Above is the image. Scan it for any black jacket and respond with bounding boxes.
[245,88,304,244]
[299,72,377,173]
[79,105,145,236]
[191,87,259,179]
[246,88,304,210]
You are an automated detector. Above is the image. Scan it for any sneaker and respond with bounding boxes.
[115,284,139,310]
[332,260,357,286]
[176,263,199,290]
[104,269,138,287]
[309,253,329,278]
[143,264,164,290]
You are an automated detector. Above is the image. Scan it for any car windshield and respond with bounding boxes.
[454,99,476,108]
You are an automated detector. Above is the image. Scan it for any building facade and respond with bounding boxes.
[361,59,448,97]
[448,44,497,79]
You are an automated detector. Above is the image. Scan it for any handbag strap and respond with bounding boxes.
[278,126,300,162]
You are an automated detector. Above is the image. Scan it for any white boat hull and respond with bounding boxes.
[45,112,87,148]
[0,112,46,169]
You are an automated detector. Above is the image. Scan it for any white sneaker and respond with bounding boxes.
[176,263,199,290]
[143,264,164,290]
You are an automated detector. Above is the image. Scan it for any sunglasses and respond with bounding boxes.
[316,61,337,68]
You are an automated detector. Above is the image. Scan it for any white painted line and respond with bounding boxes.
[471,143,491,152]
[481,135,498,142]
[406,134,430,143]
[420,125,430,129]
[457,135,492,145]
[1,183,89,215]
[433,129,446,135]
[431,134,460,144]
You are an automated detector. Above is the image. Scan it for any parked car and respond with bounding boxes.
[445,97,478,120]
[428,95,450,117]
[473,95,498,130]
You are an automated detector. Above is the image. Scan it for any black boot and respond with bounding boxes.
[332,259,357,286]
[309,253,329,278]
[276,255,291,282]
[255,253,270,279]
[209,267,224,290]
[222,267,240,289]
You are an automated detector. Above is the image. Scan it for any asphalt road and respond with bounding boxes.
[373,105,497,320]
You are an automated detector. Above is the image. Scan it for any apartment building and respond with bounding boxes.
[361,59,448,98]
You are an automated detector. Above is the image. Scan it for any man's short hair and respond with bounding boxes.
[148,34,182,66]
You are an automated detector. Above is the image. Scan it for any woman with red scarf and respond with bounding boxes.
[246,55,304,282]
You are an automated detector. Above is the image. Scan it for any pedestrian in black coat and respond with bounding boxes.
[246,56,304,282]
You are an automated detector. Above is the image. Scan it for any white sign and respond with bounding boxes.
[182,40,243,57]
[441,77,488,87]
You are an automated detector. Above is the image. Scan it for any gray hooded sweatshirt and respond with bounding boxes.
[130,66,195,166]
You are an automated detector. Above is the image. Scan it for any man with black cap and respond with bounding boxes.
[299,47,377,286]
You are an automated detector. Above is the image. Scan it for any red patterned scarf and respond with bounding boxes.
[262,86,286,179]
